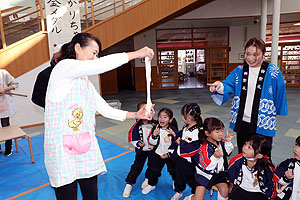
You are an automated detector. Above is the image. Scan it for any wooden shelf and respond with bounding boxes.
[266,43,300,87]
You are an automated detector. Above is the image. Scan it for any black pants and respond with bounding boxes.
[125,150,151,185]
[229,185,267,200]
[174,156,197,194]
[1,117,12,150]
[54,175,98,200]
[148,152,176,186]
[237,121,273,157]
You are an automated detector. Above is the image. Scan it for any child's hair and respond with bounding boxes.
[199,117,224,144]
[137,102,146,111]
[181,103,203,127]
[158,108,178,130]
[296,135,300,146]
[248,135,274,171]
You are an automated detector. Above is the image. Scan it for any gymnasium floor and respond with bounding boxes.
[0,87,299,199]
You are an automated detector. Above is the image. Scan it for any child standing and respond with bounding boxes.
[274,135,300,200]
[170,103,202,200]
[184,117,235,200]
[0,69,18,156]
[228,134,276,200]
[123,102,155,198]
[142,108,178,195]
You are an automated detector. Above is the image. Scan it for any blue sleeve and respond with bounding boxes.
[275,159,290,178]
[131,124,141,142]
[211,66,240,105]
[273,69,288,115]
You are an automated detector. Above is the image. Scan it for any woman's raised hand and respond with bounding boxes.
[128,46,154,61]
[136,104,155,120]
[207,82,220,93]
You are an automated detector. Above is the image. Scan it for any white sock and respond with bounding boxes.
[217,191,228,200]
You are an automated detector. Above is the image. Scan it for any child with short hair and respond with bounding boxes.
[184,117,235,200]
[228,134,276,200]
[142,108,178,195]
[274,135,300,200]
[123,102,155,198]
[170,103,203,200]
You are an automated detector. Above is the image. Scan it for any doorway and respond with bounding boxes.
[178,49,206,89]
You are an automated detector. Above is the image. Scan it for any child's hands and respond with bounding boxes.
[285,169,294,180]
[160,154,168,159]
[214,148,223,158]
[225,129,235,142]
[138,142,145,148]
[168,128,176,137]
[153,126,160,136]
[175,137,181,144]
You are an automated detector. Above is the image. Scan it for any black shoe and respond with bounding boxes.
[4,148,12,157]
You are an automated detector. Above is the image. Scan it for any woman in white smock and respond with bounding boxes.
[44,33,154,200]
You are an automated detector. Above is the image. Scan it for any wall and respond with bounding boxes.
[177,0,300,19]
[134,29,157,67]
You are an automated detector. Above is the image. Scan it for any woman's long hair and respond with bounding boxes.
[57,33,102,62]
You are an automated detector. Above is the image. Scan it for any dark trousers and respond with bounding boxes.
[1,117,12,150]
[125,150,151,185]
[229,185,267,200]
[148,152,176,186]
[174,156,197,194]
[237,121,273,157]
[54,175,98,200]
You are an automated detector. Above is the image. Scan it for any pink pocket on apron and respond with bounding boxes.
[63,132,91,155]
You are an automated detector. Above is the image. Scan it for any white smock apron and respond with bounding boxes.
[44,77,107,187]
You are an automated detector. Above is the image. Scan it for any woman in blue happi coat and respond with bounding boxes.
[207,37,288,157]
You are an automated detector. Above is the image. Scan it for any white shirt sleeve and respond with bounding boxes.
[93,87,127,121]
[205,155,220,171]
[225,141,234,155]
[216,81,224,94]
[48,53,129,102]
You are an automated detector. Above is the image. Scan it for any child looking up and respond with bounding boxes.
[184,117,235,200]
[274,135,300,200]
[123,102,155,198]
[142,108,178,195]
[170,103,202,200]
[228,134,276,200]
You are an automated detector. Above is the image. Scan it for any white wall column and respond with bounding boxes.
[271,0,281,65]
[260,0,267,41]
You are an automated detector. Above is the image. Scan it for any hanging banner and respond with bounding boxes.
[45,0,81,57]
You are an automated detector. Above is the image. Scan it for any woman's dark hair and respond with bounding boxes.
[296,135,300,146]
[248,135,274,171]
[57,32,102,62]
[244,37,266,55]
[158,108,178,130]
[181,103,203,127]
[199,117,224,144]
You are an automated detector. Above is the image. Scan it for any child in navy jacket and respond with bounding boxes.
[169,103,202,200]
[123,102,155,198]
[184,117,235,200]
[274,135,300,200]
[228,134,276,200]
[142,108,178,195]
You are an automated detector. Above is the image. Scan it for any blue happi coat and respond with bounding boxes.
[212,63,288,137]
